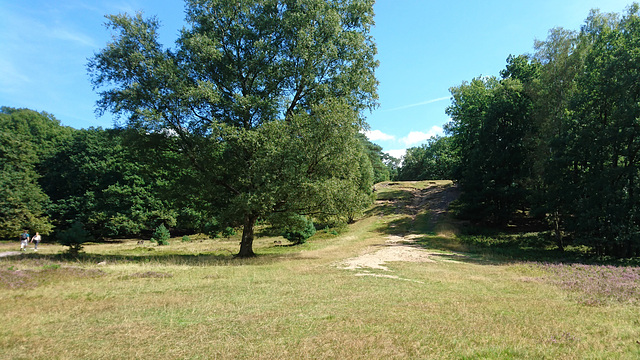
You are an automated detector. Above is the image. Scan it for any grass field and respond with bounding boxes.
[1,181,639,359]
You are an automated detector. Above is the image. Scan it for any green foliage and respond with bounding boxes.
[0,108,67,238]
[446,74,536,224]
[88,0,378,257]
[396,136,456,181]
[443,5,640,257]
[151,224,170,246]
[282,215,316,245]
[181,235,191,243]
[222,227,236,238]
[42,128,180,240]
[57,221,91,256]
[357,133,390,183]
[557,5,640,257]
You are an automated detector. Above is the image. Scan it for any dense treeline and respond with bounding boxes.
[1,107,195,240]
[442,5,640,257]
[0,107,387,241]
[395,136,455,181]
[0,107,387,245]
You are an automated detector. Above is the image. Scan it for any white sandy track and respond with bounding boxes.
[0,251,22,258]
[337,183,460,279]
[339,235,434,272]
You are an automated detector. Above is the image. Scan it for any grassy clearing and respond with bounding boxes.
[1,181,639,359]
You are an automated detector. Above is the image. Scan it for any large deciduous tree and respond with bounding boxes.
[0,108,71,238]
[564,5,640,256]
[88,0,378,257]
[446,68,536,224]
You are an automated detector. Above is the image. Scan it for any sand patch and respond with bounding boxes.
[338,235,435,272]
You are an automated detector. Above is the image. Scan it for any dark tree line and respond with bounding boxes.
[1,107,389,245]
[1,107,202,240]
[443,5,640,257]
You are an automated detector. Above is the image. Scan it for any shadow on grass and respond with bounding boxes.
[373,210,639,266]
[1,249,313,268]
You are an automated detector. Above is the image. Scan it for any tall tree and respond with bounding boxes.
[0,108,65,238]
[446,69,536,224]
[357,132,390,184]
[43,128,178,239]
[564,5,640,256]
[88,0,378,256]
[528,28,585,249]
[396,135,456,181]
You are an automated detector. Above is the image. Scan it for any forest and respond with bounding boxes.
[0,107,390,247]
[398,5,640,258]
[3,2,640,259]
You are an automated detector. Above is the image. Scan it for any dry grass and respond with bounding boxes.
[1,181,639,359]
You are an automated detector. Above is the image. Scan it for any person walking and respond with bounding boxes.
[31,232,41,251]
[20,230,30,251]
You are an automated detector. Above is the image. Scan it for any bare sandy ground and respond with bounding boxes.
[0,251,22,258]
[338,183,460,277]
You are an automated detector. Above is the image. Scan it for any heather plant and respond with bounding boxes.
[534,263,640,306]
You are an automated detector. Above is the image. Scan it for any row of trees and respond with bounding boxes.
[442,5,640,257]
[1,106,387,252]
[2,0,389,257]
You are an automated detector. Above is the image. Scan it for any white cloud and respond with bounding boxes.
[363,129,395,141]
[384,96,450,112]
[399,126,444,146]
[385,149,406,159]
[51,28,97,48]
[0,58,31,91]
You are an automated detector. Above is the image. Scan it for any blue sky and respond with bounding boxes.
[0,0,634,158]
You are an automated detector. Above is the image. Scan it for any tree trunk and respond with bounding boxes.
[553,210,564,251]
[237,214,258,258]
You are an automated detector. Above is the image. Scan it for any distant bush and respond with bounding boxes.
[181,235,191,243]
[282,216,316,245]
[151,224,170,246]
[222,227,236,238]
[57,221,92,256]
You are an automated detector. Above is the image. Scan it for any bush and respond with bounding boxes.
[181,235,191,242]
[222,227,236,238]
[151,224,170,246]
[57,221,92,256]
[282,216,316,245]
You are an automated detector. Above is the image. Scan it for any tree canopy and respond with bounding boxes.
[440,4,640,257]
[88,0,379,256]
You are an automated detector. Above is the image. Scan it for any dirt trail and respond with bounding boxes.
[338,182,460,275]
[0,251,22,258]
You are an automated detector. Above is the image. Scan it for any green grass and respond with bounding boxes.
[1,180,639,359]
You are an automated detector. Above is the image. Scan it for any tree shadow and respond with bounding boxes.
[372,208,615,265]
[3,249,309,268]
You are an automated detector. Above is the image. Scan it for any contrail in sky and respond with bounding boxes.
[384,96,450,112]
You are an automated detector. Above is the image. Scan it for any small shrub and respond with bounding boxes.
[222,227,236,238]
[57,221,92,256]
[182,235,191,243]
[151,224,170,246]
[282,216,316,245]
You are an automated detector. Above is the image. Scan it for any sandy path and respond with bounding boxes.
[339,235,434,271]
[0,251,22,258]
[338,183,459,275]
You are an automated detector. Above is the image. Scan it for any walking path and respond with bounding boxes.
[0,251,23,258]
